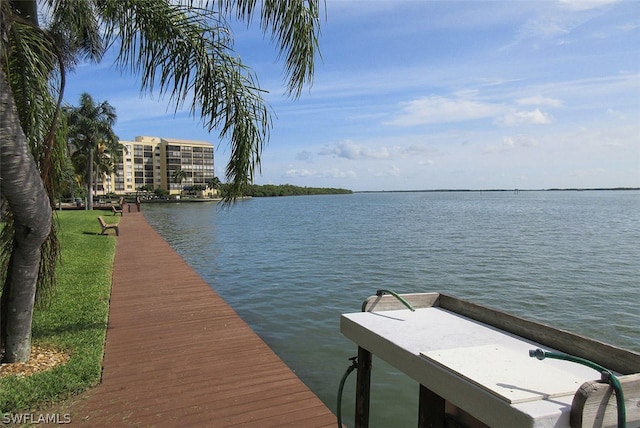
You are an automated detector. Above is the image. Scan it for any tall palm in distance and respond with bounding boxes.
[0,0,321,362]
[65,93,119,210]
[94,139,124,196]
[207,176,222,196]
[172,169,188,191]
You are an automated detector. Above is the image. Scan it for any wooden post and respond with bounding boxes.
[418,384,446,428]
[570,374,640,427]
[355,346,372,428]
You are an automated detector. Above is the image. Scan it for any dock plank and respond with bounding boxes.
[58,212,336,427]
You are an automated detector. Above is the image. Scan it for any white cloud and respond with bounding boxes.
[283,168,316,178]
[568,167,608,178]
[369,165,401,178]
[502,1,621,51]
[401,144,439,157]
[504,135,539,148]
[385,165,401,177]
[618,21,640,32]
[316,139,441,164]
[318,140,390,160]
[559,0,618,11]
[606,108,626,120]
[322,168,357,179]
[521,18,571,40]
[418,159,435,166]
[498,109,553,126]
[517,95,563,107]
[483,134,539,154]
[295,150,314,162]
[385,96,503,127]
[281,163,357,181]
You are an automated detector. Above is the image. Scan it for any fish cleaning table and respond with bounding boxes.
[340,292,640,428]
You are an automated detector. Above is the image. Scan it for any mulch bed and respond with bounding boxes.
[0,346,70,379]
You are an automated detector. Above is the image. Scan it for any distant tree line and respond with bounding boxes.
[218,183,352,198]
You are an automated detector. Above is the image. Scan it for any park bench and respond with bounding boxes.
[98,216,119,236]
[112,205,123,216]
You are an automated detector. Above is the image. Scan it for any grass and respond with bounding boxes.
[0,211,118,413]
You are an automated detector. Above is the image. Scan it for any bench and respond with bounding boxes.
[98,216,119,236]
[112,205,123,216]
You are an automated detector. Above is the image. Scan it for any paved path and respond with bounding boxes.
[60,211,336,427]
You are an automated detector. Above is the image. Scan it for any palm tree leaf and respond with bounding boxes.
[4,19,58,153]
[1,7,64,309]
[44,0,105,68]
[216,0,322,98]
[99,0,271,199]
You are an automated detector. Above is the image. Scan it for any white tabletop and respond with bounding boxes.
[341,307,602,428]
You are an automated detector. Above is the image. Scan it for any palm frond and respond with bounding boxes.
[216,0,322,98]
[1,5,63,305]
[44,0,105,68]
[100,0,271,200]
[4,19,58,154]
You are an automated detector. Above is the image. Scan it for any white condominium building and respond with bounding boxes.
[102,136,215,196]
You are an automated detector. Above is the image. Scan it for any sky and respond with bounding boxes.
[61,1,640,192]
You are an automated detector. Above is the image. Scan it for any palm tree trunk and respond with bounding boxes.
[0,67,52,362]
[87,146,94,210]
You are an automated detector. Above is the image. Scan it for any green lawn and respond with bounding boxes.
[0,211,117,412]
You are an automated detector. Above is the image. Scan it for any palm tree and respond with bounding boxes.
[207,176,222,191]
[95,139,124,195]
[172,169,187,191]
[0,0,321,362]
[206,176,222,196]
[0,1,66,363]
[65,93,118,210]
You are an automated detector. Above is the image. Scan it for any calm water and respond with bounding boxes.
[143,190,639,427]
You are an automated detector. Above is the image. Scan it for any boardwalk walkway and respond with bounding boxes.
[61,211,337,427]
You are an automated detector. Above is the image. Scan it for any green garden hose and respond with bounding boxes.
[336,291,413,427]
[376,289,416,311]
[337,356,358,428]
[529,348,626,428]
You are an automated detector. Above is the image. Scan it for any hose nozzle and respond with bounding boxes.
[529,348,546,360]
[528,347,626,427]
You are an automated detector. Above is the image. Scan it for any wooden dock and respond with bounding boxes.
[60,211,337,427]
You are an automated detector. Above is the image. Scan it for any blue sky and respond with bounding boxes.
[62,1,639,191]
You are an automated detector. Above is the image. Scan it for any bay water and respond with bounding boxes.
[142,190,639,427]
